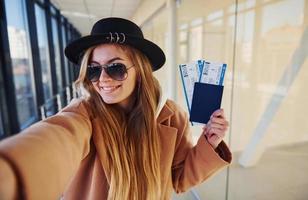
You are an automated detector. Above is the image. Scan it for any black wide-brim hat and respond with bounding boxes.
[65,17,166,71]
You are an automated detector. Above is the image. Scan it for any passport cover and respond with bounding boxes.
[189,82,224,124]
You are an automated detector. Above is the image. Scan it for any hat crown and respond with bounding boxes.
[65,17,165,71]
[90,17,144,38]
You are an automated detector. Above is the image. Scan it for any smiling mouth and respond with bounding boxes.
[100,85,121,92]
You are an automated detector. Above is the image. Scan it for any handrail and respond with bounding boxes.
[39,84,78,119]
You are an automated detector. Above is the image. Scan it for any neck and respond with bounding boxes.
[117,90,137,113]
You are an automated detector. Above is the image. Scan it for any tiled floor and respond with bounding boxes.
[172,142,308,200]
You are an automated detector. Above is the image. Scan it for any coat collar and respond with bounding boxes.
[156,94,174,124]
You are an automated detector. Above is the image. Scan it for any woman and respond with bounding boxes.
[0,17,231,200]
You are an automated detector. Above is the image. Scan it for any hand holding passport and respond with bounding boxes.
[179,60,227,124]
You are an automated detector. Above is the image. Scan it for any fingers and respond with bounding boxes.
[205,127,226,138]
[205,123,228,138]
[208,109,229,128]
[210,117,229,126]
[206,133,221,143]
[207,116,229,130]
[212,109,225,118]
[204,109,228,149]
[207,122,227,131]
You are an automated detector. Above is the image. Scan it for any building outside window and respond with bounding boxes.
[5,0,37,128]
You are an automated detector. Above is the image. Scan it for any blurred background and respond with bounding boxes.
[0,0,307,199]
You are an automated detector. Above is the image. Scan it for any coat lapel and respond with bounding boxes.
[156,99,178,178]
[156,94,173,124]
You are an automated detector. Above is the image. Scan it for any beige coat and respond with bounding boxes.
[0,99,231,200]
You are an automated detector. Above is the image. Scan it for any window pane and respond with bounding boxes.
[5,0,36,127]
[229,0,307,199]
[175,0,308,199]
[61,24,70,86]
[35,4,52,101]
[51,17,62,92]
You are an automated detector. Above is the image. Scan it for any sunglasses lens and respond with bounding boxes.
[87,66,102,82]
[87,63,128,81]
[105,63,127,81]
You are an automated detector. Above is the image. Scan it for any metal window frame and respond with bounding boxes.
[61,18,73,103]
[63,18,71,86]
[25,0,45,113]
[71,29,81,80]
[57,13,68,105]
[45,0,57,96]
[33,0,57,97]
[67,24,75,84]
[43,0,58,113]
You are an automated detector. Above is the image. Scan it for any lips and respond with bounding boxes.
[99,85,122,93]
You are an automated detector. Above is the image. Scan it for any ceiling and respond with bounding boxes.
[50,0,141,36]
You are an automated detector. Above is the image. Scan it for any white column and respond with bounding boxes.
[166,0,177,100]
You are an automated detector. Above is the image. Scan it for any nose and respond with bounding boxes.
[98,68,112,81]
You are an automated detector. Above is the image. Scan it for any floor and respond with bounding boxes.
[172,142,308,200]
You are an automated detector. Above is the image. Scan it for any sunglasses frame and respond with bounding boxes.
[87,62,134,82]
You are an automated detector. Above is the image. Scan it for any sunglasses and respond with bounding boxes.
[87,63,134,82]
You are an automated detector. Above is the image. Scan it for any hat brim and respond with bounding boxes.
[64,34,166,71]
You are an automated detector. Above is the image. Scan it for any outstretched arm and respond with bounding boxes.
[0,99,92,199]
[0,157,18,200]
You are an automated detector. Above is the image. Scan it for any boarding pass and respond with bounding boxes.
[179,60,203,112]
[179,60,226,112]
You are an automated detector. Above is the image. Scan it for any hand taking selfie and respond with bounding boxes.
[203,109,229,149]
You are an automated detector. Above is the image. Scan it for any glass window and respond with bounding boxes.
[51,17,62,92]
[229,1,308,200]
[141,10,169,101]
[35,4,52,101]
[188,24,203,61]
[5,0,37,128]
[61,24,70,86]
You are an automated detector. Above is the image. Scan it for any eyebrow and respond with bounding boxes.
[90,57,124,65]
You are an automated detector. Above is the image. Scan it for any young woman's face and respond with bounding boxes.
[89,44,137,110]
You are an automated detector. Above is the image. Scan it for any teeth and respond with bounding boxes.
[101,86,119,92]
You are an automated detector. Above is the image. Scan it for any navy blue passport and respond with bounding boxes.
[189,82,224,124]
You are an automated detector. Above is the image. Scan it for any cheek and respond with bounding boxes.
[123,78,137,95]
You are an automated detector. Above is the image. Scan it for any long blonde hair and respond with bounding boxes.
[75,44,162,200]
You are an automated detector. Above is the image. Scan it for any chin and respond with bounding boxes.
[101,98,119,105]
